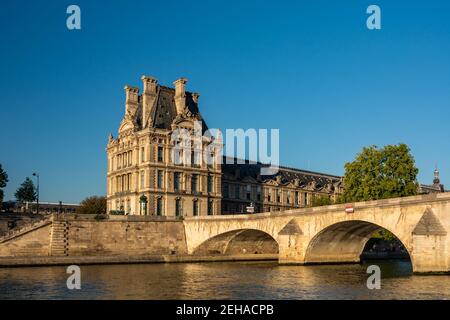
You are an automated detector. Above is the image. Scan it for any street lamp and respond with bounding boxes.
[32,172,39,215]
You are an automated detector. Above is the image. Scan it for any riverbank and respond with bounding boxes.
[0,253,278,268]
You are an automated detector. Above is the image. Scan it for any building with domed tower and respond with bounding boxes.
[418,168,446,194]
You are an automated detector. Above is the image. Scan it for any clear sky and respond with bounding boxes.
[1,0,450,203]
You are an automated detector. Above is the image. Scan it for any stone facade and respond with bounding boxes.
[106,76,222,217]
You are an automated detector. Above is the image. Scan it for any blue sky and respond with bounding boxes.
[1,0,450,203]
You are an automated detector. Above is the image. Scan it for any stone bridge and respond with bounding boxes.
[183,193,450,273]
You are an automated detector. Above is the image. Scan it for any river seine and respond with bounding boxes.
[0,260,449,299]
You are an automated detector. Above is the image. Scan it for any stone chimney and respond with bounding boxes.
[124,85,139,116]
[141,75,158,127]
[192,92,200,104]
[173,77,188,114]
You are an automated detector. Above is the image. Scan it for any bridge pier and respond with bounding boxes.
[410,208,449,273]
[278,234,308,264]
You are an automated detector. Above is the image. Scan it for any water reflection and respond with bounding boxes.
[0,260,449,299]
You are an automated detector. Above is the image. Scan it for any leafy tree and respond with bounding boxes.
[14,177,36,203]
[341,144,418,202]
[310,195,333,207]
[371,229,396,241]
[0,164,8,205]
[77,196,107,215]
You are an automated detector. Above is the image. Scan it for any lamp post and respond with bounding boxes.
[32,172,39,215]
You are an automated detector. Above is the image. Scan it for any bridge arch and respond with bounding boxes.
[192,229,279,255]
[304,220,411,264]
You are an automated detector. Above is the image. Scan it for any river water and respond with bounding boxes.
[0,260,449,299]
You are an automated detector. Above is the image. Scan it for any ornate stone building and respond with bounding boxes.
[221,158,343,214]
[106,76,344,216]
[106,76,222,216]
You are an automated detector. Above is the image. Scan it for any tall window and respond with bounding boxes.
[235,185,240,199]
[156,198,163,216]
[303,192,308,206]
[127,173,132,191]
[141,147,145,163]
[157,170,164,189]
[207,200,213,216]
[175,199,182,217]
[295,192,299,205]
[257,186,261,201]
[246,185,251,200]
[140,171,145,188]
[193,200,199,216]
[207,175,213,193]
[128,151,132,166]
[174,149,183,165]
[208,152,214,168]
[191,174,198,193]
[157,146,164,162]
[223,184,229,198]
[277,190,281,203]
[190,150,201,167]
[268,189,272,202]
[287,191,290,204]
[174,172,181,191]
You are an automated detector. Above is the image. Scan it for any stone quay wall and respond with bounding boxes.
[0,214,188,258]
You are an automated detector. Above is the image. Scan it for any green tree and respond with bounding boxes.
[341,144,418,202]
[0,164,8,205]
[77,196,107,215]
[14,177,36,203]
[310,195,333,207]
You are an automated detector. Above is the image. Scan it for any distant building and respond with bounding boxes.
[221,158,343,214]
[1,201,80,214]
[418,168,445,194]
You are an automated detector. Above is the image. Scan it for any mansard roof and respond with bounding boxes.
[222,157,342,190]
[150,86,206,130]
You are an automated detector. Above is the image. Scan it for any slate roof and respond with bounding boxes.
[141,85,207,131]
[222,157,342,190]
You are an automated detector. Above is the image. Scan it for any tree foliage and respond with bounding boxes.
[341,144,418,202]
[0,164,8,205]
[310,195,333,207]
[77,196,107,215]
[14,177,36,203]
